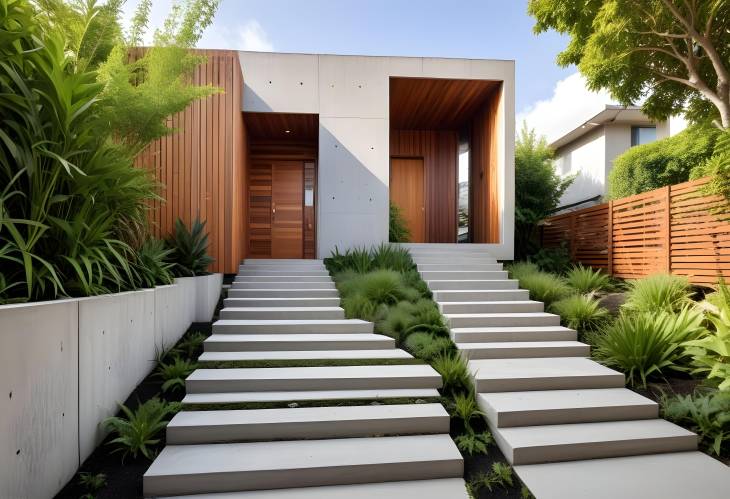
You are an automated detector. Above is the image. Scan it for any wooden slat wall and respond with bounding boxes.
[133,49,246,274]
[390,130,459,242]
[541,177,730,286]
[470,85,501,243]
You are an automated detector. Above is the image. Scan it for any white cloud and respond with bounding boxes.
[238,20,273,51]
[517,72,617,144]
[199,20,274,51]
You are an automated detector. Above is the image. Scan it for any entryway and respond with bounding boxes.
[390,157,425,243]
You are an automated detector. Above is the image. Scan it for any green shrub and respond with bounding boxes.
[401,269,431,298]
[358,270,409,305]
[622,274,693,313]
[432,353,473,396]
[78,472,106,498]
[403,332,455,360]
[170,331,207,360]
[341,294,378,321]
[455,429,494,456]
[450,392,484,428]
[467,462,514,495]
[377,299,447,342]
[507,261,540,281]
[594,308,706,387]
[661,390,730,457]
[134,239,175,288]
[370,243,414,272]
[389,202,411,243]
[550,294,611,337]
[156,357,198,393]
[529,244,572,274]
[326,246,372,274]
[103,398,181,460]
[608,125,720,199]
[691,130,730,205]
[517,271,573,305]
[566,265,611,293]
[167,218,214,276]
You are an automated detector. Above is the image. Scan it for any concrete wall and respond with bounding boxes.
[0,275,222,499]
[238,52,516,260]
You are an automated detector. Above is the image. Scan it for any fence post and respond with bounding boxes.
[607,201,613,276]
[664,185,671,273]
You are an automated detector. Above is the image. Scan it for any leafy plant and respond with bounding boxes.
[566,265,612,293]
[403,332,454,360]
[156,357,198,393]
[467,462,514,495]
[450,392,484,429]
[170,331,207,360]
[134,239,175,288]
[455,428,494,456]
[432,353,473,396]
[103,398,181,460]
[550,294,611,337]
[693,129,730,205]
[507,261,540,281]
[326,246,372,274]
[622,274,693,314]
[661,390,730,457]
[389,202,411,243]
[529,244,572,274]
[167,218,214,276]
[517,271,573,306]
[359,270,410,305]
[78,471,106,499]
[370,243,414,273]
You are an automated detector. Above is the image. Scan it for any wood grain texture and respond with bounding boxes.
[390,157,426,242]
[470,85,501,243]
[272,162,304,258]
[132,49,246,274]
[245,112,318,140]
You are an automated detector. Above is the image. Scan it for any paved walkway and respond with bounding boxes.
[407,243,730,499]
[143,259,468,498]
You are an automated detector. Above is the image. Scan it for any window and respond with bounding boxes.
[631,126,657,146]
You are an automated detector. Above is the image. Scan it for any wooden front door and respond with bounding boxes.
[390,158,426,242]
[271,162,304,258]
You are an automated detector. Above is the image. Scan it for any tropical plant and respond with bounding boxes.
[517,271,573,306]
[156,357,198,393]
[622,274,694,313]
[325,246,372,274]
[78,471,106,499]
[550,294,611,337]
[432,353,473,396]
[594,308,706,387]
[389,202,411,243]
[134,239,175,288]
[170,331,208,360]
[661,389,730,456]
[454,428,494,456]
[507,261,540,281]
[467,462,514,495]
[450,392,484,429]
[103,398,181,460]
[566,265,612,293]
[358,270,411,305]
[528,244,572,274]
[167,218,214,276]
[370,243,414,273]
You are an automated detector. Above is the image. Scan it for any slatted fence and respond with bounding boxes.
[541,178,730,286]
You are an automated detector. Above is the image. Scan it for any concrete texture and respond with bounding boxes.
[212,319,373,334]
[199,349,412,362]
[183,388,442,405]
[203,333,395,351]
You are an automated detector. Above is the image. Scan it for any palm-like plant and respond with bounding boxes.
[103,398,180,460]
[167,218,214,277]
[135,239,175,288]
[622,274,694,313]
[566,265,612,293]
[156,357,198,393]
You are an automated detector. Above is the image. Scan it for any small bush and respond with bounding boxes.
[389,202,411,243]
[156,357,198,393]
[661,390,730,457]
[134,239,175,288]
[167,218,214,276]
[623,274,693,313]
[467,462,514,495]
[455,429,494,456]
[450,392,484,429]
[518,271,573,305]
[566,265,611,294]
[401,269,432,298]
[358,270,409,305]
[341,294,378,321]
[432,353,473,396]
[371,242,413,272]
[170,331,207,360]
[403,332,454,360]
[103,398,181,460]
[529,244,571,274]
[326,246,372,274]
[507,261,540,281]
[550,294,611,337]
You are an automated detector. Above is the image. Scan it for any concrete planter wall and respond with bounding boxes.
[0,275,222,499]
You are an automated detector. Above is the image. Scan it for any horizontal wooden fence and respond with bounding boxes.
[541,177,730,286]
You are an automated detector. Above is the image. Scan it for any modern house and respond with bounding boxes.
[136,50,516,272]
[550,105,687,209]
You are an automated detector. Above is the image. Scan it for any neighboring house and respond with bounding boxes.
[139,50,516,272]
[550,105,687,209]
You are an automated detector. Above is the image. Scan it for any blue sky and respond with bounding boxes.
[124,0,615,141]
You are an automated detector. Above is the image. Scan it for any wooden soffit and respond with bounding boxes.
[244,112,319,141]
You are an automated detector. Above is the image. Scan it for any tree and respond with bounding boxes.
[514,125,574,259]
[528,0,730,128]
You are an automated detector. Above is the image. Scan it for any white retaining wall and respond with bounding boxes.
[0,273,222,499]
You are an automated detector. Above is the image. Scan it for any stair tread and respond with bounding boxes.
[444,312,558,318]
[199,349,412,361]
[206,333,391,342]
[452,325,575,333]
[221,307,343,312]
[182,388,442,404]
[470,357,621,380]
[188,364,440,382]
[459,341,588,349]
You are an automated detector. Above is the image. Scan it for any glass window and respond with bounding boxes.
[631,126,657,146]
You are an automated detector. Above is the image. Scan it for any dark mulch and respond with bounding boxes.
[631,376,704,404]
[597,292,627,315]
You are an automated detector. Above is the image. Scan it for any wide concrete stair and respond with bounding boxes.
[408,243,729,499]
[144,259,466,498]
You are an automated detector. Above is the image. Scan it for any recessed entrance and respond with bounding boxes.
[390,158,425,242]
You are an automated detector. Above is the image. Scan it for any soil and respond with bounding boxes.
[597,292,626,315]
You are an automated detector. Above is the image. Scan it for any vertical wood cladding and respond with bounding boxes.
[133,49,246,274]
[390,130,458,242]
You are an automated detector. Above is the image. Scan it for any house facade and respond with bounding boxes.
[551,105,687,209]
[136,50,516,272]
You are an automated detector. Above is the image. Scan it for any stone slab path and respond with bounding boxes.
[404,243,730,498]
[143,259,468,497]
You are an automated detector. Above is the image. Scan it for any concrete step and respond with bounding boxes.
[478,388,659,428]
[219,307,345,321]
[143,434,463,496]
[420,271,508,280]
[493,419,697,465]
[237,270,330,276]
[433,289,530,302]
[413,257,498,264]
[439,301,543,314]
[243,259,324,264]
[212,319,373,334]
[223,297,341,308]
[427,280,519,290]
[204,333,394,352]
[228,289,339,299]
[418,263,503,271]
[469,357,625,392]
[515,451,730,499]
[166,403,448,444]
[231,281,336,290]
[451,326,577,343]
[458,341,590,359]
[156,478,470,499]
[182,388,442,406]
[199,349,412,362]
[186,364,443,393]
[234,275,333,282]
[445,312,561,328]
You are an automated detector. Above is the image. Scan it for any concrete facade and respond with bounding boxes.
[238,52,516,260]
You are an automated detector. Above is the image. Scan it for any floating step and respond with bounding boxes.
[223,297,341,308]
[450,326,577,343]
[458,341,590,359]
[219,307,345,321]
[418,263,503,271]
[237,270,330,276]
[445,312,561,328]
[419,271,508,280]
[199,349,412,362]
[243,259,324,264]
[232,281,336,290]
[143,434,463,496]
[469,357,625,392]
[166,403,448,444]
[439,300,543,314]
[156,478,470,499]
[228,289,340,299]
[234,275,333,282]
[493,419,697,465]
[478,388,658,428]
[427,280,519,291]
[204,333,394,352]
[212,319,373,334]
[432,289,529,301]
[186,364,443,393]
[182,388,442,406]
[414,257,498,264]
